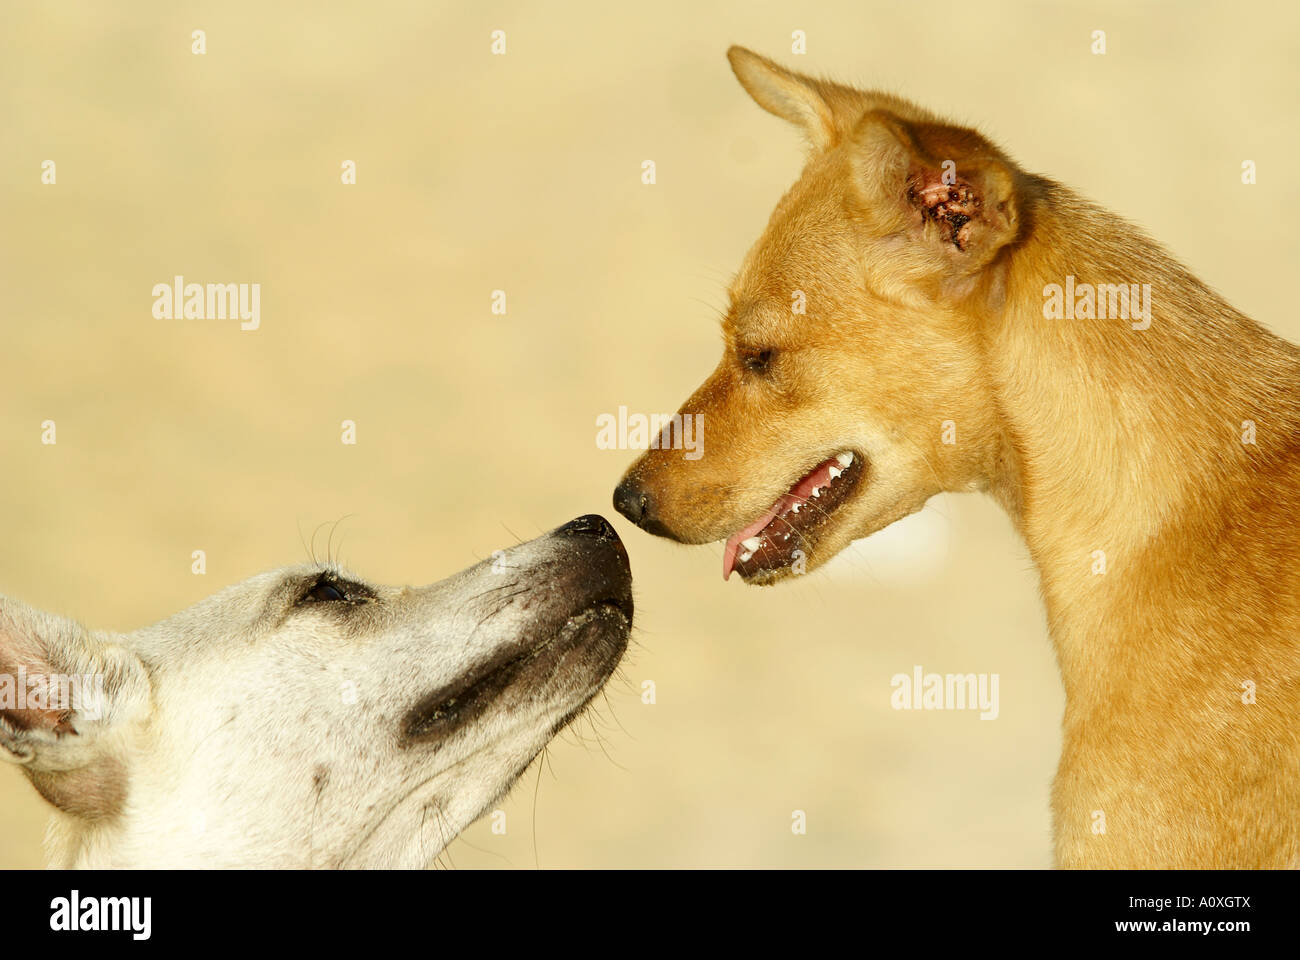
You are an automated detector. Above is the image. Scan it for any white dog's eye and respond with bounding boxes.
[306,580,347,602]
[298,574,373,606]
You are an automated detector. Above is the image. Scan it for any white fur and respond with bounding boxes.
[0,521,630,868]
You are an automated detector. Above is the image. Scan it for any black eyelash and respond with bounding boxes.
[741,348,774,373]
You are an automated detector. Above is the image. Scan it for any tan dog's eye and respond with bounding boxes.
[740,348,774,373]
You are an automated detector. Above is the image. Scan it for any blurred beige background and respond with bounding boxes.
[1,0,1295,868]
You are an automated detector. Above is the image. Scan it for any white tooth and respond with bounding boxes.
[836,452,854,468]
[741,536,762,551]
[811,487,821,498]
[828,466,842,480]
[792,503,802,513]
[738,550,753,563]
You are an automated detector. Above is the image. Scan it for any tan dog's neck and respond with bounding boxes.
[982,182,1299,658]
[971,182,1300,865]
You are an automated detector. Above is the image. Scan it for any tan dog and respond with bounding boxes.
[613,47,1300,868]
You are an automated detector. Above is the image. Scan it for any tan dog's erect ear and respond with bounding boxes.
[0,599,146,820]
[727,45,838,149]
[852,111,1026,279]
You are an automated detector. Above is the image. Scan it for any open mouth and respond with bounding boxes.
[722,450,865,581]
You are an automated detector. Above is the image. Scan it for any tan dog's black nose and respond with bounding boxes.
[615,471,686,541]
[613,477,651,527]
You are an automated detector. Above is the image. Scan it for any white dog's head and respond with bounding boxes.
[0,515,633,868]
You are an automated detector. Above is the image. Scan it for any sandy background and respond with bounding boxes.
[1,0,1295,868]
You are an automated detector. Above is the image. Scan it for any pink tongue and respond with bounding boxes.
[721,506,784,581]
[722,456,839,580]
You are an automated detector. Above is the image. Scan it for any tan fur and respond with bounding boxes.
[615,47,1300,867]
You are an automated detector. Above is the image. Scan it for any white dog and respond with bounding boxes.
[0,515,632,868]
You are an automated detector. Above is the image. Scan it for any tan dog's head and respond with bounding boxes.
[614,47,1039,583]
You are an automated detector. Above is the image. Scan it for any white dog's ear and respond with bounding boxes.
[0,597,147,819]
[727,46,839,150]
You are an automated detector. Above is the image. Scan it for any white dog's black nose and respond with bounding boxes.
[549,515,633,623]
[556,513,619,541]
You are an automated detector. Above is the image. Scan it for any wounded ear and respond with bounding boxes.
[853,112,1024,273]
[727,45,838,149]
[0,598,146,819]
